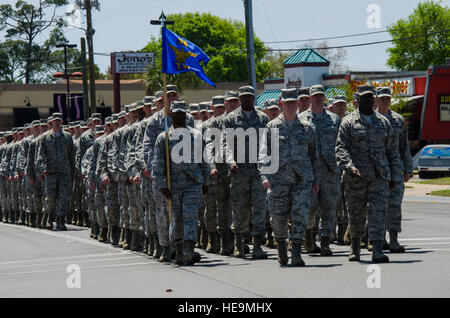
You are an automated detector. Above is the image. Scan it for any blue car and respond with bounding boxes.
[418,145,450,179]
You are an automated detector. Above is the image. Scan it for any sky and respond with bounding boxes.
[1,0,441,75]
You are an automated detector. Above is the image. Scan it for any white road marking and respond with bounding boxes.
[0,252,130,265]
[400,237,450,241]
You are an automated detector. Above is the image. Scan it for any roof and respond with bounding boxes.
[257,86,348,107]
[257,89,281,107]
[284,48,330,65]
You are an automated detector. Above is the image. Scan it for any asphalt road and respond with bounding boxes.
[1,200,449,298]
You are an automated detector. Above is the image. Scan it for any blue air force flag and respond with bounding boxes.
[161,27,216,87]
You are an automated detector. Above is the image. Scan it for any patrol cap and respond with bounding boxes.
[171,101,187,113]
[47,116,53,123]
[62,125,69,130]
[332,95,347,105]
[224,91,239,101]
[52,112,63,121]
[167,84,178,94]
[353,92,359,100]
[143,96,155,106]
[39,119,47,125]
[298,87,310,99]
[81,121,89,129]
[31,120,40,127]
[155,91,163,101]
[125,105,131,114]
[24,123,31,129]
[0,132,4,138]
[327,98,335,106]
[265,99,280,110]
[238,85,255,97]
[310,85,325,96]
[357,84,375,96]
[189,103,199,114]
[91,113,102,121]
[112,114,119,123]
[18,127,24,133]
[118,111,126,119]
[105,117,112,125]
[75,121,81,127]
[281,88,298,102]
[212,95,225,107]
[376,86,391,98]
[134,101,144,110]
[86,116,92,123]
[94,125,104,135]
[199,102,209,112]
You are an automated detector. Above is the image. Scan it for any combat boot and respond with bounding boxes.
[153,233,162,258]
[110,225,120,246]
[25,213,30,226]
[148,234,155,256]
[72,212,78,226]
[311,229,321,253]
[83,212,89,227]
[291,240,305,267]
[89,226,95,238]
[389,231,405,253]
[304,228,320,253]
[275,238,288,265]
[98,227,108,243]
[76,212,83,226]
[184,240,201,265]
[143,236,149,254]
[159,245,171,262]
[244,231,252,245]
[130,230,141,251]
[233,233,245,258]
[123,229,132,250]
[66,211,72,225]
[56,216,67,231]
[266,228,275,248]
[383,231,390,250]
[336,224,345,245]
[367,241,373,251]
[93,223,100,240]
[372,240,389,263]
[175,242,184,265]
[252,235,268,259]
[30,213,37,228]
[206,232,220,254]
[46,214,54,230]
[361,228,368,248]
[220,231,232,255]
[349,237,361,262]
[344,226,351,245]
[320,236,333,256]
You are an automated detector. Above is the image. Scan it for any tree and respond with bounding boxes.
[0,0,72,83]
[315,41,348,74]
[0,40,27,82]
[142,12,271,90]
[386,0,450,71]
[262,51,291,79]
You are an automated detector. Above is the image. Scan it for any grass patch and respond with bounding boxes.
[428,190,450,197]
[412,177,450,185]
[405,185,414,189]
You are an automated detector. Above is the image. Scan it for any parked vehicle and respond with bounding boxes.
[417,145,450,179]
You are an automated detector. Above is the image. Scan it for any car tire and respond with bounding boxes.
[419,171,429,179]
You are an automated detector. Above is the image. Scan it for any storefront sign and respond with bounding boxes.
[113,52,154,74]
[438,94,450,122]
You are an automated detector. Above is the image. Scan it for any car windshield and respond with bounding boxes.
[421,146,450,157]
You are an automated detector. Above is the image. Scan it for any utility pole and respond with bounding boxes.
[80,37,89,120]
[84,0,97,116]
[56,43,77,122]
[244,0,257,100]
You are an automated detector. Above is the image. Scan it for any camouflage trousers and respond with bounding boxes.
[4,181,12,220]
[204,181,218,233]
[230,174,266,237]
[197,199,205,230]
[72,177,83,216]
[10,180,19,212]
[45,174,71,217]
[105,181,120,227]
[0,178,9,218]
[308,169,339,238]
[95,188,107,228]
[127,183,143,231]
[31,179,43,216]
[386,181,405,233]
[269,179,312,241]
[19,177,28,214]
[213,169,232,233]
[171,184,203,243]
[85,182,96,224]
[336,181,348,226]
[344,176,388,242]
[141,176,156,237]
[118,182,129,229]
[25,177,34,216]
[152,181,170,247]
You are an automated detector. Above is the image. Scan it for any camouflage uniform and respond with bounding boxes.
[72,135,83,224]
[82,146,96,225]
[335,109,402,241]
[299,109,341,239]
[153,126,210,243]
[90,134,107,229]
[25,132,44,225]
[37,130,75,218]
[0,138,9,221]
[223,106,269,237]
[382,109,412,233]
[143,109,195,247]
